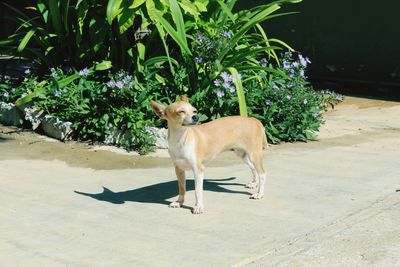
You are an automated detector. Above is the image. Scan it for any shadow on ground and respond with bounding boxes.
[75,177,250,208]
[0,136,13,142]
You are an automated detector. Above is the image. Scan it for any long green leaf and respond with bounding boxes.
[129,0,146,9]
[255,23,280,64]
[117,6,136,34]
[269,38,295,51]
[228,67,248,117]
[154,23,175,75]
[216,0,236,23]
[220,4,281,60]
[137,42,145,73]
[225,46,280,66]
[106,0,123,25]
[144,56,179,67]
[62,0,71,33]
[48,0,62,34]
[170,0,186,38]
[147,0,192,56]
[17,29,36,52]
[235,65,287,77]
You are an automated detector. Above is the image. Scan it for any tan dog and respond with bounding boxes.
[151,96,267,214]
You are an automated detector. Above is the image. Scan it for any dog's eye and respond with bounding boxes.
[193,110,198,114]
[178,110,185,114]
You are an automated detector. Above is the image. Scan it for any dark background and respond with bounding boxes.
[238,0,400,99]
[1,0,400,99]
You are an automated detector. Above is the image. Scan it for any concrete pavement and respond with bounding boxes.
[0,97,399,266]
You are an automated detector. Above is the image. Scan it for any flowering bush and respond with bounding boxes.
[28,68,156,154]
[187,51,344,143]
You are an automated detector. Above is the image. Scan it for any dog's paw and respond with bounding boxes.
[192,204,204,214]
[245,181,257,189]
[250,193,264,200]
[169,201,183,208]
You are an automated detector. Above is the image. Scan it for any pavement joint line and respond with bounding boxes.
[232,192,400,267]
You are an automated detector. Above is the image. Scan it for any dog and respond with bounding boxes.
[151,95,267,214]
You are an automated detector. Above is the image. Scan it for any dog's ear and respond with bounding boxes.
[150,101,166,118]
[179,95,189,103]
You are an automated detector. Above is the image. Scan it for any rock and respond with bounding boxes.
[41,115,73,141]
[104,126,169,149]
[104,127,132,145]
[149,127,168,149]
[0,102,23,126]
[24,107,45,130]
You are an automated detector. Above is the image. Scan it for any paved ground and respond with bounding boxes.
[0,97,399,266]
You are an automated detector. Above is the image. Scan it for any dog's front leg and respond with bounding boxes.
[169,166,186,208]
[192,165,205,214]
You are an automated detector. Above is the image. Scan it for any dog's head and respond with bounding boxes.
[151,95,199,126]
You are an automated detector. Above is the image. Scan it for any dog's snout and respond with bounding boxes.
[192,114,199,122]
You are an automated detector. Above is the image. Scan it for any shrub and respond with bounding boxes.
[20,68,155,154]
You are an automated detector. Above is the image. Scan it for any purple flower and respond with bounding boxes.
[300,69,305,78]
[303,98,308,105]
[229,86,236,93]
[220,72,232,82]
[336,95,344,101]
[107,80,116,88]
[283,60,291,70]
[4,92,9,98]
[213,79,222,87]
[222,81,231,89]
[50,68,57,78]
[79,67,89,76]
[123,75,133,83]
[194,56,203,64]
[145,126,156,135]
[284,51,293,57]
[196,34,205,43]
[54,89,62,98]
[292,61,300,68]
[206,42,213,49]
[298,54,311,68]
[221,30,232,39]
[24,68,31,75]
[115,81,124,90]
[312,112,320,118]
[216,90,225,98]
[260,58,268,67]
[265,99,271,106]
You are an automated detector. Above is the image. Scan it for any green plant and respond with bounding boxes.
[17,68,155,154]
[145,0,301,116]
[0,75,25,103]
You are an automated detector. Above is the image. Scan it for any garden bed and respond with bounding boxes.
[0,101,168,149]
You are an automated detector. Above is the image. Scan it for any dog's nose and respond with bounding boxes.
[192,114,199,122]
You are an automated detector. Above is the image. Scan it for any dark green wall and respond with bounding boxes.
[238,0,400,96]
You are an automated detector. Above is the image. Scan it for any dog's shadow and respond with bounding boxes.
[74,177,250,209]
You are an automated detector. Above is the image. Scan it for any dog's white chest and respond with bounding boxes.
[168,139,196,170]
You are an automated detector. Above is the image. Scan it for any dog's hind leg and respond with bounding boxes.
[233,149,258,189]
[243,153,259,189]
[250,151,266,200]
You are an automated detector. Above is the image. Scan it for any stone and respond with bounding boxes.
[0,102,23,126]
[23,107,45,130]
[41,115,73,141]
[149,127,168,149]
